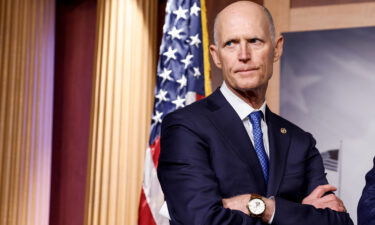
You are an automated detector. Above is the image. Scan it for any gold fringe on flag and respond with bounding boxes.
[200,0,212,96]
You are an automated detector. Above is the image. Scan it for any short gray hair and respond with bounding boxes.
[213,5,276,45]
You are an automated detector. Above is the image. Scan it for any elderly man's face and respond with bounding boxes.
[210,4,282,94]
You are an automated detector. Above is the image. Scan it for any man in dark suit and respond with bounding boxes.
[358,157,375,225]
[157,1,353,224]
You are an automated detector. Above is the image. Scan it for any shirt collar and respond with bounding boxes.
[220,81,266,121]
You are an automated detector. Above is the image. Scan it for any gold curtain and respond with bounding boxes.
[84,0,157,224]
[0,0,55,225]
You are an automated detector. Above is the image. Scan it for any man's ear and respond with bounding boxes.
[273,35,284,62]
[209,44,222,69]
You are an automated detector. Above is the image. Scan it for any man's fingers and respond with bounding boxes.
[302,185,347,213]
[318,201,345,212]
[309,184,337,198]
[319,194,338,202]
[308,194,346,212]
[302,185,337,204]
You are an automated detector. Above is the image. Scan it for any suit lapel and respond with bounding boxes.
[206,90,267,192]
[266,107,291,196]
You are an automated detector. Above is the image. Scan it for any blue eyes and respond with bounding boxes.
[224,38,262,47]
[249,38,261,44]
[224,41,233,47]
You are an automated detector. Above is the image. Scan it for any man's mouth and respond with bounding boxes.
[235,67,259,73]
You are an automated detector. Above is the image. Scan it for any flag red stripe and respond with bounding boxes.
[138,189,157,225]
[196,93,205,101]
[150,137,161,168]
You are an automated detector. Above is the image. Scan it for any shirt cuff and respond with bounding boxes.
[268,196,275,224]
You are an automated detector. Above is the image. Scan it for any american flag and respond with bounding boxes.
[321,149,339,172]
[138,0,210,224]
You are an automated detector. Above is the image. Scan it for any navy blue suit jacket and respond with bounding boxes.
[358,157,375,225]
[157,89,353,225]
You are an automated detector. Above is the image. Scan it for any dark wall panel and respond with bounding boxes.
[50,0,97,225]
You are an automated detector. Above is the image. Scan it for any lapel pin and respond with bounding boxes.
[280,128,287,134]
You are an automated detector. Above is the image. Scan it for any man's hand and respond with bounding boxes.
[222,194,251,215]
[302,184,346,212]
[222,194,275,223]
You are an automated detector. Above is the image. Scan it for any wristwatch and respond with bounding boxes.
[247,194,266,218]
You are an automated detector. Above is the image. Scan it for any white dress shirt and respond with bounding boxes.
[220,82,270,158]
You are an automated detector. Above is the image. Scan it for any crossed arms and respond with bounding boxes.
[158,112,353,225]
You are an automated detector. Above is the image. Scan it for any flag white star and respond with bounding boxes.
[176,75,187,89]
[172,95,186,109]
[168,26,184,40]
[190,3,200,16]
[152,110,163,124]
[193,67,201,78]
[189,34,201,48]
[173,6,188,21]
[158,68,173,83]
[163,47,177,62]
[155,89,169,103]
[181,54,193,69]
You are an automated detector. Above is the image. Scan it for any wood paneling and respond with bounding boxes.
[264,0,290,114]
[291,0,375,8]
[290,2,375,32]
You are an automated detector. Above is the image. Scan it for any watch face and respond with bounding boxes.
[248,198,265,215]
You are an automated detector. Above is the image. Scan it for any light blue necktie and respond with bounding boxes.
[249,111,269,184]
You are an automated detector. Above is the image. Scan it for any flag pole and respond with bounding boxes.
[338,140,343,197]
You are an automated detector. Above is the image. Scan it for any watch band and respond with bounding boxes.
[250,193,263,200]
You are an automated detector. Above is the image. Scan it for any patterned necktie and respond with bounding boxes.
[249,111,269,184]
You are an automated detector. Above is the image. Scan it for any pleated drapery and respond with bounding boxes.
[0,0,55,224]
[84,0,157,224]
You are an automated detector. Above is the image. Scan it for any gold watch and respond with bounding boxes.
[247,194,266,218]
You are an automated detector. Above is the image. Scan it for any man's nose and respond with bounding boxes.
[238,43,251,62]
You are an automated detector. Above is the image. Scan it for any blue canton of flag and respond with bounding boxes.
[150,0,206,145]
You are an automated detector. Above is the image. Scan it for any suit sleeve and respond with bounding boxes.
[358,157,375,225]
[157,113,259,225]
[272,133,353,225]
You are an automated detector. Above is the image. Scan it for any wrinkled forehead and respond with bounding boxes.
[214,6,270,43]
